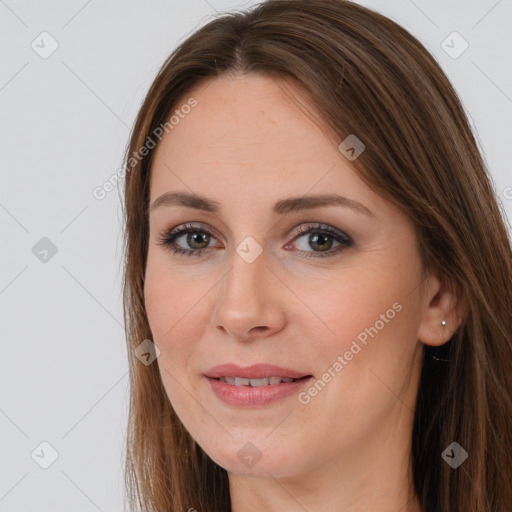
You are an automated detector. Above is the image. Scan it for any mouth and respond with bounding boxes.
[212,375,312,386]
[204,363,313,381]
[203,363,314,407]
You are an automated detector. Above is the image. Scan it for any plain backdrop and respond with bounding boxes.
[1,1,511,510]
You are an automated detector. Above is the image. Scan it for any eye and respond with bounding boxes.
[157,222,353,258]
[157,223,220,257]
[286,224,353,258]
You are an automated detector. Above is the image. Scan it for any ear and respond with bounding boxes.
[417,273,465,347]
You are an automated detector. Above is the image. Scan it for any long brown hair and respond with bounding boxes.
[121,1,512,510]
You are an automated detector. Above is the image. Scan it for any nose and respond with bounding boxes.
[210,250,287,342]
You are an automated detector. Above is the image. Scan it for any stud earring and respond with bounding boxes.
[439,320,447,340]
[430,319,452,362]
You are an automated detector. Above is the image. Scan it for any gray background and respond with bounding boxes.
[1,0,511,510]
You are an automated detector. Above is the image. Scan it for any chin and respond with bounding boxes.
[200,436,304,479]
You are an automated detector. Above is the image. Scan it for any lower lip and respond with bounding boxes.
[206,376,312,407]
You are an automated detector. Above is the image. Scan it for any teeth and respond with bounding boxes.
[245,378,270,387]
[218,376,298,386]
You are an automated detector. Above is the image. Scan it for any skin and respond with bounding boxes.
[144,73,462,512]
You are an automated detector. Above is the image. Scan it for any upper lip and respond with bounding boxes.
[204,363,312,380]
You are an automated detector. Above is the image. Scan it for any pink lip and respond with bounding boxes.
[204,363,313,408]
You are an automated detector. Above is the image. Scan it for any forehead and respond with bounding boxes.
[148,74,375,211]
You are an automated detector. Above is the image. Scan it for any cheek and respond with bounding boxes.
[143,256,204,372]
[144,264,207,422]
[311,270,416,353]
[145,248,204,336]
[313,266,422,391]
[303,258,423,417]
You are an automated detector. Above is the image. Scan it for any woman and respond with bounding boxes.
[121,1,512,510]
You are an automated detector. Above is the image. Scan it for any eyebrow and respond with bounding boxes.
[148,191,374,217]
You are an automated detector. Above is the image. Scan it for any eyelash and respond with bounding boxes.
[156,222,353,259]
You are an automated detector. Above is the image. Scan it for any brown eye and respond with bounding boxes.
[290,224,353,258]
[157,224,219,256]
[187,232,210,249]
[308,233,334,252]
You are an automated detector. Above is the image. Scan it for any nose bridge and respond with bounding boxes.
[224,229,268,299]
[211,244,283,339]
[220,247,267,315]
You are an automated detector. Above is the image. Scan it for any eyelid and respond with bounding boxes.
[160,222,351,244]
[164,222,222,242]
[288,223,353,244]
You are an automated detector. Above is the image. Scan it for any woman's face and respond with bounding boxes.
[144,74,430,481]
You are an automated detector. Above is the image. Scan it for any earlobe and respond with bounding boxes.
[417,274,465,347]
